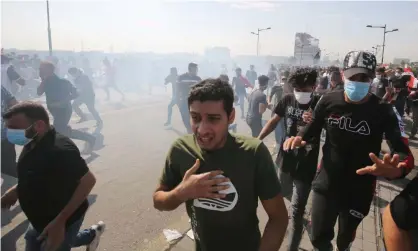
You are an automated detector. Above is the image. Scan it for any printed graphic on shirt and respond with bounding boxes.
[193,174,238,212]
[327,115,371,135]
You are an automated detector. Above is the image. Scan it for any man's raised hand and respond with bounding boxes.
[356,153,402,179]
[177,159,230,201]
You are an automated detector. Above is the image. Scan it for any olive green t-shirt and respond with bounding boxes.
[160,133,281,251]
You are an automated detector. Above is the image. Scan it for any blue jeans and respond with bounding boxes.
[24,216,96,251]
[166,96,177,124]
[278,169,312,251]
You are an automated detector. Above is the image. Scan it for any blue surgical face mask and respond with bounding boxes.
[344,80,370,102]
[6,129,31,146]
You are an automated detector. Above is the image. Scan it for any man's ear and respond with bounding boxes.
[228,108,235,125]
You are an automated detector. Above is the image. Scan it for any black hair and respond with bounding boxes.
[287,67,318,89]
[188,62,198,70]
[219,74,229,82]
[188,78,234,116]
[235,67,242,72]
[3,101,50,124]
[376,67,386,74]
[68,67,79,75]
[396,67,403,72]
[330,71,343,84]
[258,75,269,86]
[328,66,340,73]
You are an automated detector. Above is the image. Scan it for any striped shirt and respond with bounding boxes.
[177,73,202,101]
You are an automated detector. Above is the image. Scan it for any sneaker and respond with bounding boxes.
[86,221,106,251]
[164,121,171,126]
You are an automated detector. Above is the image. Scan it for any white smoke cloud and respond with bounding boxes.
[216,0,280,12]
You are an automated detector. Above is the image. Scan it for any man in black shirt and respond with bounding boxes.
[1,101,105,251]
[1,54,26,95]
[246,75,269,137]
[246,65,258,86]
[372,67,391,101]
[284,51,414,251]
[258,68,321,251]
[382,176,418,251]
[177,63,202,133]
[68,67,103,126]
[37,61,96,153]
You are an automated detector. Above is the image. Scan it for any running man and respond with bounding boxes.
[284,51,414,251]
[164,67,178,127]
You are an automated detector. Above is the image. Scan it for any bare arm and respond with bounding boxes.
[382,205,412,251]
[55,171,96,223]
[258,115,281,140]
[153,184,185,211]
[259,195,288,251]
[259,103,267,115]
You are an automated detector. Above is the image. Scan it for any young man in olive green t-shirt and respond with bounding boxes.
[153,78,288,251]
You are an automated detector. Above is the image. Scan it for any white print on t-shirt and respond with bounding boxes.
[349,209,364,219]
[327,116,371,135]
[287,106,304,119]
[193,174,238,212]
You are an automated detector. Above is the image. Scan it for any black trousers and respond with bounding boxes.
[72,96,103,123]
[49,106,95,144]
[246,119,262,138]
[1,139,17,177]
[410,102,418,137]
[310,189,374,251]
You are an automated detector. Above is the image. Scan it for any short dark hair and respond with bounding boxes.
[328,66,340,73]
[219,74,229,82]
[396,67,403,72]
[258,75,269,86]
[330,71,343,84]
[188,62,198,70]
[3,101,50,124]
[288,68,318,89]
[68,67,79,75]
[376,67,386,74]
[188,78,234,116]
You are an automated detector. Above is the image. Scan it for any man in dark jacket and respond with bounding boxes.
[37,61,96,153]
[68,67,102,126]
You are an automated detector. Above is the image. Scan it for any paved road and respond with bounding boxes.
[1,93,417,251]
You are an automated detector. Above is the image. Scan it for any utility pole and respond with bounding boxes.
[250,27,271,56]
[46,0,53,56]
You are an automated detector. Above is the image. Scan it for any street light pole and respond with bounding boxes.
[251,27,271,56]
[46,0,53,56]
[366,24,398,64]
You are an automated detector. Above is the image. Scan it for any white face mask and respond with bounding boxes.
[395,72,401,77]
[294,90,312,104]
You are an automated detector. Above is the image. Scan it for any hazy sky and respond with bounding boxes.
[2,0,418,62]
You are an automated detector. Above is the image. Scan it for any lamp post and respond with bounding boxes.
[46,0,53,56]
[250,27,271,56]
[366,24,398,64]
